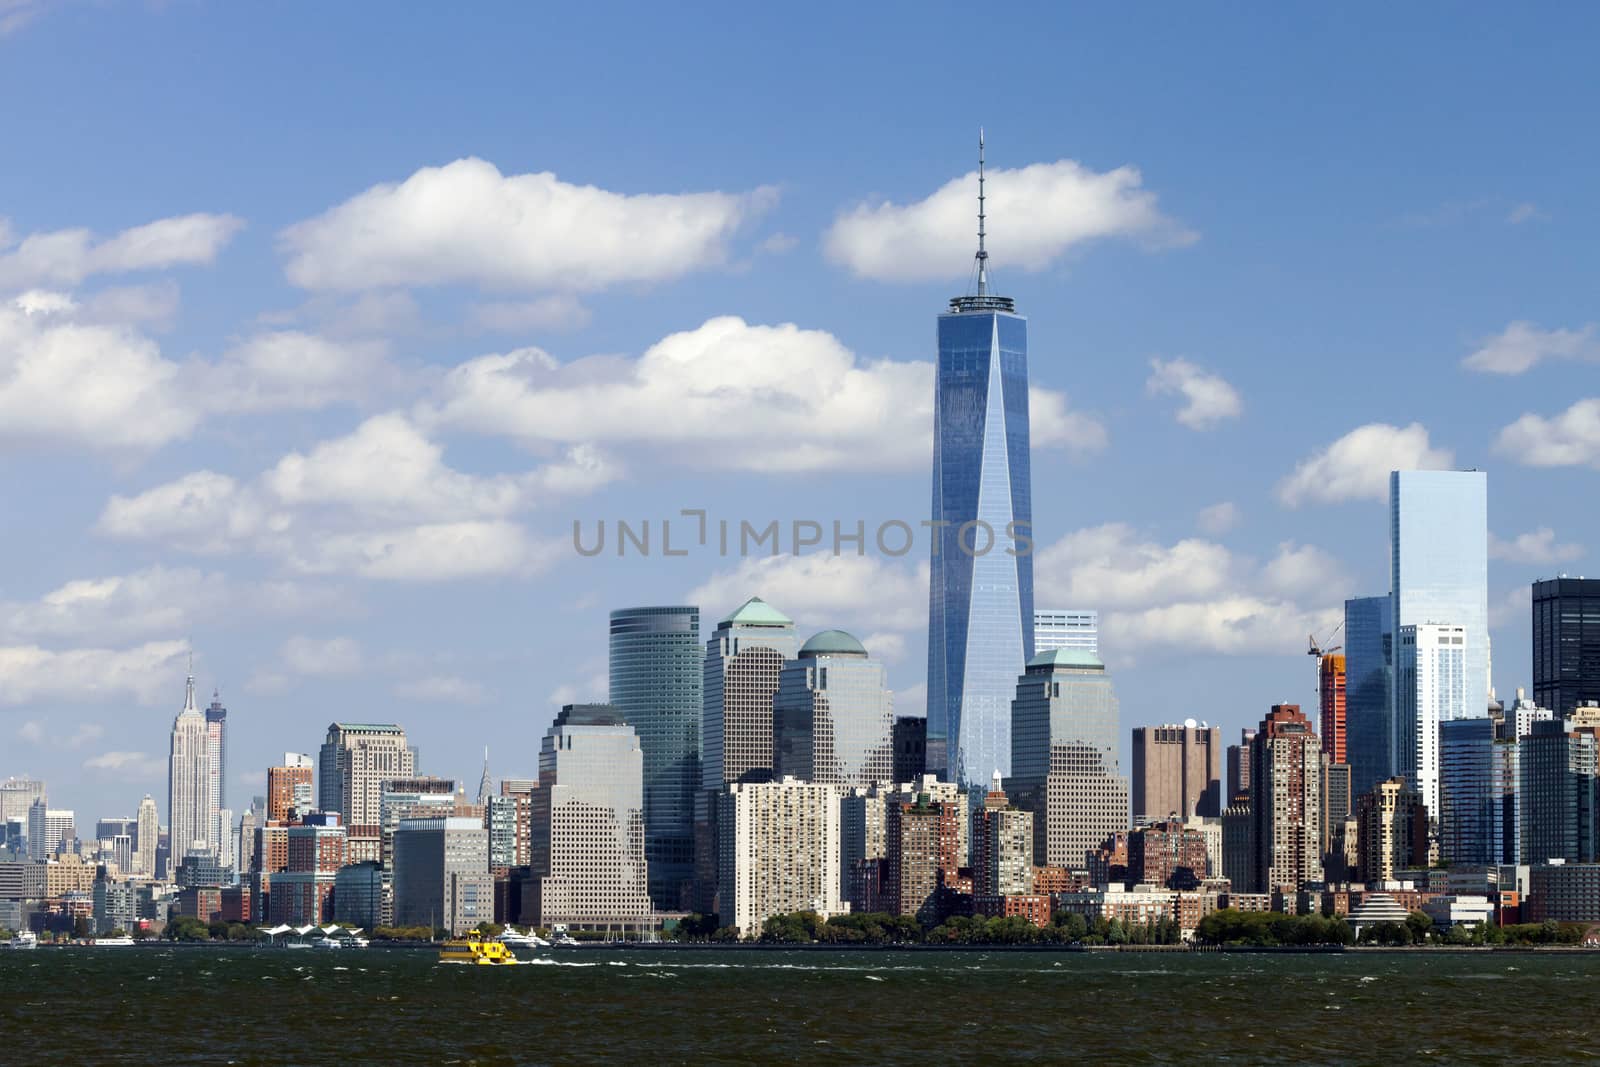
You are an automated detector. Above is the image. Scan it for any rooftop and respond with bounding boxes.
[1027,648,1104,670]
[718,596,793,628]
[799,629,867,658]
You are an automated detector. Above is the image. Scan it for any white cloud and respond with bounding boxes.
[894,682,927,719]
[469,295,592,334]
[1506,203,1546,224]
[861,631,908,663]
[98,472,270,554]
[82,751,167,780]
[687,554,927,635]
[1495,399,1600,469]
[17,720,42,742]
[1261,542,1345,599]
[0,212,242,288]
[823,158,1193,281]
[280,157,775,292]
[1463,321,1600,375]
[1490,585,1534,630]
[83,281,182,330]
[0,640,189,706]
[1197,502,1240,535]
[0,0,49,36]
[1277,422,1453,507]
[1145,357,1242,429]
[393,675,488,704]
[287,520,557,581]
[1489,528,1584,566]
[200,331,390,413]
[1035,523,1232,609]
[280,635,364,676]
[427,316,1103,473]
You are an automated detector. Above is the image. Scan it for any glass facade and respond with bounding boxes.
[1533,578,1600,719]
[927,308,1033,787]
[1439,716,1497,865]
[773,632,894,787]
[609,606,701,910]
[1345,595,1393,798]
[1034,609,1099,657]
[1396,623,1468,817]
[1389,470,1489,718]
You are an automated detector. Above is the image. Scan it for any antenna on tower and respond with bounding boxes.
[975,127,988,296]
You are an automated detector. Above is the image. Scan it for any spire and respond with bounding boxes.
[975,127,988,296]
[182,653,198,714]
[477,746,493,806]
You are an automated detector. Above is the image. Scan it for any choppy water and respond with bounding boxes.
[1,946,1592,1064]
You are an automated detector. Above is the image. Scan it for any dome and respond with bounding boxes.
[799,629,868,658]
[1027,648,1103,670]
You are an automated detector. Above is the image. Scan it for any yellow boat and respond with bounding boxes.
[438,934,521,965]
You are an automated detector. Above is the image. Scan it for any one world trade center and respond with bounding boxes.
[926,134,1034,788]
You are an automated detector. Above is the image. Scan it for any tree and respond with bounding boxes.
[474,921,505,937]
[73,915,91,939]
[165,914,211,942]
[1057,913,1088,943]
[1404,911,1434,945]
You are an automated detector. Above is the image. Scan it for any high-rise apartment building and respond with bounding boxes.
[773,630,894,787]
[1130,722,1220,824]
[1247,705,1323,893]
[319,723,414,862]
[268,813,347,925]
[881,792,962,925]
[1389,469,1489,720]
[1127,818,1211,890]
[1355,777,1428,884]
[393,815,492,936]
[1034,610,1098,657]
[1319,654,1347,764]
[716,777,842,936]
[1345,595,1394,797]
[927,139,1034,788]
[1009,649,1129,872]
[527,705,653,934]
[609,605,702,911]
[135,794,157,878]
[205,692,228,860]
[1396,623,1469,817]
[1520,711,1600,865]
[1533,578,1600,718]
[266,754,314,822]
[1225,729,1256,801]
[168,670,213,866]
[972,774,1034,898]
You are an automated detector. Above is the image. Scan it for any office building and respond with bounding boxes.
[773,630,894,787]
[1345,595,1394,797]
[266,813,346,925]
[1131,721,1220,824]
[266,755,314,822]
[1319,654,1347,764]
[892,716,927,782]
[168,670,214,865]
[1034,610,1099,656]
[0,776,45,826]
[205,692,228,860]
[1248,705,1323,893]
[1520,712,1600,865]
[1527,863,1600,923]
[1009,649,1129,872]
[716,777,842,936]
[1389,469,1489,722]
[527,705,653,934]
[393,816,491,935]
[609,605,702,911]
[27,802,75,860]
[926,141,1035,788]
[1356,777,1428,884]
[135,795,157,878]
[1440,716,1500,866]
[379,777,457,867]
[1396,623,1470,817]
[1322,757,1352,863]
[319,723,414,863]
[486,794,518,869]
[1508,688,1555,740]
[1533,578,1600,718]
[1226,729,1256,801]
[93,876,137,935]
[333,861,387,929]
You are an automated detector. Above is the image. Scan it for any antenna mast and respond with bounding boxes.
[976,128,988,295]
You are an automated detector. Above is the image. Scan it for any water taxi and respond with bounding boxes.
[439,934,521,965]
[1,930,38,950]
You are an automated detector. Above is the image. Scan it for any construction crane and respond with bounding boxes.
[1308,621,1344,695]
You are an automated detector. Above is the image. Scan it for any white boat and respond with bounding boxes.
[553,935,581,947]
[496,928,545,949]
[1,930,38,950]
[91,936,136,946]
[311,937,343,949]
[284,941,314,950]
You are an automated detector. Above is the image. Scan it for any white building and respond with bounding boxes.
[319,722,415,862]
[1034,609,1099,657]
[135,795,158,879]
[168,671,214,868]
[1396,623,1469,816]
[27,802,75,860]
[717,777,843,936]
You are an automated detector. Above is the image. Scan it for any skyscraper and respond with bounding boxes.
[717,777,843,936]
[702,597,799,789]
[1389,470,1489,718]
[609,605,702,911]
[1355,777,1428,884]
[1396,623,1469,817]
[0,776,46,827]
[205,691,228,860]
[1520,711,1600,865]
[318,723,414,862]
[1532,577,1600,718]
[773,630,894,787]
[1009,649,1129,872]
[927,136,1034,788]
[168,669,213,866]
[136,794,158,878]
[1130,722,1220,824]
[393,815,492,935]
[1345,595,1394,797]
[1439,716,1500,866]
[1247,705,1323,894]
[266,754,314,822]
[1034,610,1098,657]
[1319,654,1347,764]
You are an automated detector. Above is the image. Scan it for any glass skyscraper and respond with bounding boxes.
[1532,577,1600,718]
[926,140,1034,788]
[773,630,894,787]
[609,605,701,911]
[1389,470,1489,719]
[1345,594,1394,797]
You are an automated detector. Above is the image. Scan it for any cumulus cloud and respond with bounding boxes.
[823,158,1193,281]
[280,157,775,292]
[1145,358,1242,429]
[0,640,189,706]
[427,316,1104,473]
[82,751,167,780]
[199,330,391,412]
[393,675,488,704]
[1035,523,1342,658]
[1495,399,1600,469]
[1197,502,1240,535]
[687,554,928,636]
[1489,528,1584,565]
[0,212,242,288]
[1463,321,1600,375]
[1277,422,1453,507]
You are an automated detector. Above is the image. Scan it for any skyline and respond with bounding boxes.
[3,3,1599,822]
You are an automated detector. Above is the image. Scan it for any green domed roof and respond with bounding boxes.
[1027,648,1103,670]
[718,596,793,627]
[799,629,867,657]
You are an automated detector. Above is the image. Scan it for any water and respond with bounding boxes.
[2,946,1593,1063]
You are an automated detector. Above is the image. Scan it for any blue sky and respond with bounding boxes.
[2,2,1597,823]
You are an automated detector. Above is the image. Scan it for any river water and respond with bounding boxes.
[0,946,1588,1063]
